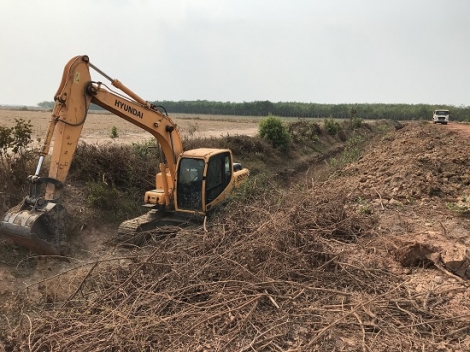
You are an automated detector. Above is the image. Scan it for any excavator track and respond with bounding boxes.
[116,210,201,245]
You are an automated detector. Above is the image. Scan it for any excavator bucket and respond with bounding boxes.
[0,201,65,255]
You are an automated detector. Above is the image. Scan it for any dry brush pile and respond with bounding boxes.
[3,179,470,351]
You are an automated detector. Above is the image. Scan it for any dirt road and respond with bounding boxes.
[440,121,470,137]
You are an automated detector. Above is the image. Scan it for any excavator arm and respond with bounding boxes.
[0,55,183,254]
[44,55,183,202]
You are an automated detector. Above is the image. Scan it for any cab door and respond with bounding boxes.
[205,152,232,209]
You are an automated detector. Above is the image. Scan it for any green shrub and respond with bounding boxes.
[0,119,33,154]
[328,133,365,168]
[342,134,365,163]
[110,126,119,139]
[259,115,291,151]
[0,119,36,207]
[323,117,340,135]
[70,141,162,219]
[351,117,363,129]
[287,119,321,144]
[85,181,140,219]
[85,181,121,208]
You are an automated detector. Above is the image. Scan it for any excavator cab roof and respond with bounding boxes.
[180,148,232,160]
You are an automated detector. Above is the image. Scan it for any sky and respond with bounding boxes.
[1,0,469,107]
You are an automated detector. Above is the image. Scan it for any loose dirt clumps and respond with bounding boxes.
[346,122,470,201]
[2,120,470,351]
[337,122,470,278]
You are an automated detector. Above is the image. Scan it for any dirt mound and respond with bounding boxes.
[345,122,470,201]
[335,122,470,279]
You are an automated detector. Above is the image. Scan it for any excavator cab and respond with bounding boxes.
[175,149,241,214]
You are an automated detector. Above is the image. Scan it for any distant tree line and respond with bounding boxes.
[37,100,470,121]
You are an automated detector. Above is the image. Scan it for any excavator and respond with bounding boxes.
[0,55,249,255]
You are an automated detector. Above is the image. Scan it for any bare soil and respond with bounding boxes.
[2,115,470,350]
[0,109,260,145]
[441,121,470,137]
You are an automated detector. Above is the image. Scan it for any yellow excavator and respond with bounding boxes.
[0,55,249,255]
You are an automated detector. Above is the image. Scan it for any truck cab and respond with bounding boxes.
[433,109,450,124]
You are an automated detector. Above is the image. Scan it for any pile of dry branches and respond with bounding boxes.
[3,184,470,351]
